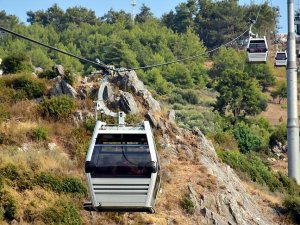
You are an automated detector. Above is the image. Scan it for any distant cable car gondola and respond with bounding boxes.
[246,37,268,63]
[84,76,160,213]
[274,51,287,67]
[295,11,300,35]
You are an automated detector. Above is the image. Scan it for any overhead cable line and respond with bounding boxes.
[0,26,111,71]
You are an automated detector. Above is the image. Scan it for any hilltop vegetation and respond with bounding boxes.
[0,0,299,224]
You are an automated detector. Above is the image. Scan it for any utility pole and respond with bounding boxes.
[131,0,136,24]
[287,0,300,184]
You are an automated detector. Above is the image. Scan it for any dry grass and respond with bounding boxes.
[260,101,289,126]
[6,100,39,121]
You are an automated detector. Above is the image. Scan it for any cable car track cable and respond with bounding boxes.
[0,26,111,71]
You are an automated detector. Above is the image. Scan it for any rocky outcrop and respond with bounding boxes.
[158,120,274,225]
[49,77,77,98]
[54,64,65,76]
[111,70,161,113]
[119,91,138,114]
[168,109,176,122]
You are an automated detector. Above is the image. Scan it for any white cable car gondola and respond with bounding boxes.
[274,51,287,67]
[84,77,160,213]
[247,36,269,63]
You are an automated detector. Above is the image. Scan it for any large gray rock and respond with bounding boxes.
[119,91,138,114]
[142,90,161,113]
[111,70,161,113]
[54,64,65,76]
[49,78,77,98]
[168,109,176,121]
[102,82,115,102]
[145,111,158,128]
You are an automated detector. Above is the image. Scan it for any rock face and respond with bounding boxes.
[54,65,65,76]
[49,77,78,98]
[158,120,275,225]
[111,70,161,113]
[119,91,138,114]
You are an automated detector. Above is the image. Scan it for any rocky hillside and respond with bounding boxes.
[0,67,293,225]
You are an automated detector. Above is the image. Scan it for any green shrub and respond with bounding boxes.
[42,200,82,225]
[180,194,195,214]
[269,123,287,148]
[2,53,32,74]
[11,75,46,99]
[208,131,238,151]
[36,172,86,195]
[233,122,261,153]
[38,70,57,80]
[0,104,10,122]
[62,177,87,195]
[31,127,48,141]
[0,190,17,221]
[36,172,62,193]
[218,151,283,191]
[39,96,75,120]
[126,114,143,124]
[0,164,20,181]
[278,172,300,196]
[83,117,96,133]
[0,164,34,191]
[169,89,199,105]
[283,195,300,224]
[64,69,76,85]
[0,87,18,104]
[168,93,186,104]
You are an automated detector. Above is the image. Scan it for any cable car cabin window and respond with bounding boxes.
[248,40,267,53]
[96,133,148,145]
[275,53,287,60]
[90,144,152,178]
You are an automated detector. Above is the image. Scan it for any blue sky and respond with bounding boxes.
[0,0,287,33]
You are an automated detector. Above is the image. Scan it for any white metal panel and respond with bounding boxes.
[247,52,268,62]
[91,178,151,184]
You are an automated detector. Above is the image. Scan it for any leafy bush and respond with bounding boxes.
[83,117,96,133]
[2,53,32,74]
[10,75,46,99]
[169,89,199,105]
[218,151,282,191]
[62,177,87,195]
[64,69,76,85]
[0,164,20,181]
[39,96,75,120]
[0,164,34,191]
[269,123,287,148]
[283,195,300,224]
[208,131,238,151]
[31,126,48,141]
[1,75,46,99]
[233,122,261,153]
[168,93,186,104]
[36,172,86,195]
[0,190,17,221]
[180,194,195,214]
[39,69,57,80]
[42,200,82,225]
[278,172,300,196]
[36,172,62,193]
